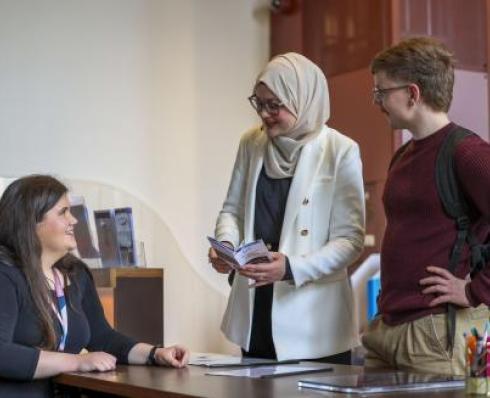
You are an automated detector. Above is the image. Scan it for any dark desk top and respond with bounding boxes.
[55,363,466,398]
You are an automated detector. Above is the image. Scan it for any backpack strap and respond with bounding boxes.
[435,127,474,274]
[434,127,477,352]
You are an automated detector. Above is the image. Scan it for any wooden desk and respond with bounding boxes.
[54,364,465,398]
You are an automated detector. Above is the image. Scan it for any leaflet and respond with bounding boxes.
[189,353,299,368]
[206,364,332,379]
[207,237,272,269]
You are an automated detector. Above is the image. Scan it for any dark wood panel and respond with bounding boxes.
[400,0,487,71]
[270,0,304,57]
[303,0,391,77]
[91,268,164,346]
[328,67,394,182]
[115,276,163,346]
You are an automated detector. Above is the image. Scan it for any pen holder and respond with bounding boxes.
[465,336,489,395]
[466,377,488,395]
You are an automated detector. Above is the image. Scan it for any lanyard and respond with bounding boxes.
[52,268,68,351]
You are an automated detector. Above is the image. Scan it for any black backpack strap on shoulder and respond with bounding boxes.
[435,127,473,231]
[435,127,475,352]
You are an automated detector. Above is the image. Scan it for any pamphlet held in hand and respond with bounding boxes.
[207,237,272,269]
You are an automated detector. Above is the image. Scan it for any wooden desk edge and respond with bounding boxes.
[55,372,188,398]
[91,267,164,288]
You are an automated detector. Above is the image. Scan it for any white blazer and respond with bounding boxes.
[215,125,365,360]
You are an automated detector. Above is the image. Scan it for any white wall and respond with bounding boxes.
[0,0,269,352]
[450,69,489,142]
[400,68,489,145]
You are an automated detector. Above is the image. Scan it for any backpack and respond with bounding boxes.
[390,127,490,351]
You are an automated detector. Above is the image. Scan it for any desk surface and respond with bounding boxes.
[55,363,466,398]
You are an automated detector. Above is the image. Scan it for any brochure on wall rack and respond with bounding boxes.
[207,237,272,269]
[297,371,465,394]
[114,207,136,266]
[94,210,121,267]
[94,207,137,267]
[189,353,299,368]
[206,364,332,379]
[69,195,99,259]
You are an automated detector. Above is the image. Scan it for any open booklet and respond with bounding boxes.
[207,237,272,269]
[298,371,465,394]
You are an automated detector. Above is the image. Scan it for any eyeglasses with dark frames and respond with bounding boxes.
[372,85,410,103]
[248,95,284,116]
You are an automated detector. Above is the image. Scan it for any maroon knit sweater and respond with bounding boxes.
[379,122,490,325]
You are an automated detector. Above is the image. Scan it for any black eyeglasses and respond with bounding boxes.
[372,85,410,103]
[248,95,284,116]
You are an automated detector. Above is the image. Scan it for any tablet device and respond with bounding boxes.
[298,371,465,394]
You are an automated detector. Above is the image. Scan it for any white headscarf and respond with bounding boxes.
[256,52,330,178]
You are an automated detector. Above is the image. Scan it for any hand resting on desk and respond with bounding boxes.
[155,345,189,368]
[128,343,190,369]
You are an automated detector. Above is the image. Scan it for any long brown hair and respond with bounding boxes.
[0,175,71,349]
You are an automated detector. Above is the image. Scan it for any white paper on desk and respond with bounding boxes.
[206,365,329,379]
[189,353,244,366]
[189,353,299,368]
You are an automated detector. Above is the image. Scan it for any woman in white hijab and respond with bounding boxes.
[209,53,365,363]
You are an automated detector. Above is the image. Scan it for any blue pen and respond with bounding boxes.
[483,321,490,341]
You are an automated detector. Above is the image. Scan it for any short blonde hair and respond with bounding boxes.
[371,37,455,112]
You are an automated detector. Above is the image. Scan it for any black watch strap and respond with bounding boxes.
[146,345,162,366]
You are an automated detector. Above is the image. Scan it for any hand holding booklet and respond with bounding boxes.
[207,237,272,269]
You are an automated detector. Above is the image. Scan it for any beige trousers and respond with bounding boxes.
[362,305,489,375]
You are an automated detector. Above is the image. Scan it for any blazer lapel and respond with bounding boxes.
[279,131,326,248]
[243,132,267,243]
[242,132,266,324]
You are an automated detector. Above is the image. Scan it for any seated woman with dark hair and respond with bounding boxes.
[0,175,189,397]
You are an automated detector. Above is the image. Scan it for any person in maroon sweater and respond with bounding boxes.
[362,37,490,375]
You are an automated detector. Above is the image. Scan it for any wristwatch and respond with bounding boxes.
[146,345,162,366]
